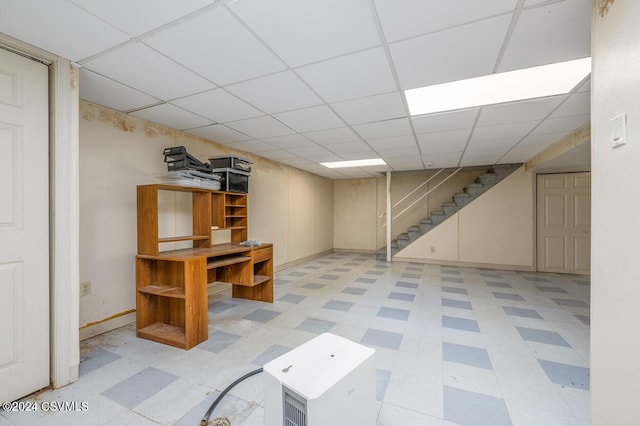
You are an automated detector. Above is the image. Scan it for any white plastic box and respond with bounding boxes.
[263,333,376,426]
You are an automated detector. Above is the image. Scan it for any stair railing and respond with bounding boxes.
[381,167,462,227]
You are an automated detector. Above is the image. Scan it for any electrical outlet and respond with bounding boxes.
[430,246,436,253]
[80,281,91,296]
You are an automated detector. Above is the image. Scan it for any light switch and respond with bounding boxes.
[612,113,627,148]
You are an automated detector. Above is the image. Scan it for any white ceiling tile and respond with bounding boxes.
[550,92,591,118]
[460,148,508,166]
[500,145,546,163]
[412,109,479,134]
[288,146,341,162]
[518,132,568,147]
[336,150,382,161]
[375,146,421,158]
[186,124,252,144]
[225,116,295,139]
[367,135,416,149]
[332,92,406,125]
[229,0,380,67]
[296,48,397,103]
[303,127,361,144]
[144,7,285,85]
[472,121,539,141]
[374,0,517,42]
[476,96,566,127]
[323,141,374,155]
[226,71,322,114]
[390,15,512,89]
[171,89,263,123]
[530,114,590,136]
[498,0,591,72]
[536,141,591,170]
[353,118,413,140]
[467,136,522,150]
[130,103,213,130]
[224,139,275,153]
[261,134,316,149]
[523,0,549,6]
[0,0,128,61]
[69,0,215,36]
[79,69,160,111]
[417,129,471,153]
[274,105,344,133]
[258,149,299,161]
[384,156,424,171]
[421,152,463,168]
[82,42,215,101]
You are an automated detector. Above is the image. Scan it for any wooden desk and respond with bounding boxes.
[136,243,273,350]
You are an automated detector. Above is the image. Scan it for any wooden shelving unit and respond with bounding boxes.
[135,184,272,350]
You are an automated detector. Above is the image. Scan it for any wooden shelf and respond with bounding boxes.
[138,285,185,299]
[226,215,246,218]
[253,275,271,286]
[207,255,252,269]
[137,323,186,348]
[158,235,210,243]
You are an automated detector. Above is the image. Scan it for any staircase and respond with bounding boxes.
[377,164,521,260]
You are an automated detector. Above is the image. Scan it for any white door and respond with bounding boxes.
[537,173,591,274]
[0,48,50,401]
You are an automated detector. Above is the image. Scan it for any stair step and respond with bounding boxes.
[465,183,484,195]
[430,211,446,224]
[478,173,497,185]
[396,233,410,249]
[441,201,457,215]
[453,193,471,206]
[408,226,422,241]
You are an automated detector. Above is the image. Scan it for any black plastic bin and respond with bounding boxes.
[208,156,252,172]
[211,168,249,193]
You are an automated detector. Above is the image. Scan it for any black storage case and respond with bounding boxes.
[208,155,252,172]
[211,168,250,193]
[163,146,212,173]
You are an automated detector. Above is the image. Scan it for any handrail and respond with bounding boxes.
[379,168,445,220]
[382,167,462,227]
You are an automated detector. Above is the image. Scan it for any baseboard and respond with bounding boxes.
[392,256,535,272]
[332,248,377,254]
[79,310,136,341]
[275,249,334,272]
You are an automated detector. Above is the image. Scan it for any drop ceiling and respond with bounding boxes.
[0,0,591,179]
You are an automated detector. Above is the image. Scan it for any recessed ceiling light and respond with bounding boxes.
[405,57,591,116]
[321,158,387,168]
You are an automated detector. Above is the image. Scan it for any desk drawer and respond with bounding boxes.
[253,246,272,263]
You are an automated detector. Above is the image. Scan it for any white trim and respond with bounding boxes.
[0,33,80,389]
[386,171,391,262]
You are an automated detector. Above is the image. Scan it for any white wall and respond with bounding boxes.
[79,101,333,334]
[394,166,535,269]
[591,1,640,424]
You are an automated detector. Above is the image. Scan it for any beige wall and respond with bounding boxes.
[333,178,378,251]
[79,101,333,331]
[591,1,640,424]
[394,166,535,269]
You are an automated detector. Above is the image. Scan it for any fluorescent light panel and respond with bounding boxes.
[405,57,591,116]
[321,158,386,168]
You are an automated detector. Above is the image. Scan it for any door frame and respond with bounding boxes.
[0,34,80,389]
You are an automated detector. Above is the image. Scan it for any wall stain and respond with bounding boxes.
[98,108,137,133]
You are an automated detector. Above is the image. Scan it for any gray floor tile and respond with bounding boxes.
[443,342,493,370]
[101,367,178,409]
[442,286,468,295]
[344,262,360,266]
[278,293,307,304]
[551,298,590,308]
[319,274,339,280]
[442,269,461,275]
[516,326,571,347]
[302,282,325,290]
[401,273,421,279]
[442,298,473,310]
[538,359,590,390]
[251,344,292,366]
[444,385,512,426]
[197,330,242,353]
[396,281,418,289]
[361,328,403,350]
[535,285,568,293]
[323,299,354,312]
[376,369,392,401]
[79,346,122,376]
[406,266,422,272]
[442,277,464,284]
[356,277,377,284]
[365,270,384,275]
[295,317,336,334]
[208,301,236,314]
[574,314,590,326]
[481,273,503,279]
[333,267,350,272]
[492,292,526,301]
[243,309,281,323]
[304,265,322,270]
[374,264,389,269]
[388,292,415,302]
[342,287,367,295]
[377,306,410,321]
[317,260,332,264]
[502,306,543,319]
[486,281,512,288]
[574,279,590,286]
[274,279,290,286]
[442,315,480,333]
[524,276,550,283]
[288,271,306,277]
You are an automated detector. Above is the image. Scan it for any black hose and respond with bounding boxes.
[200,367,264,426]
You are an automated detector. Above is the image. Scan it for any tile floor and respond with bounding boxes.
[0,253,590,425]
